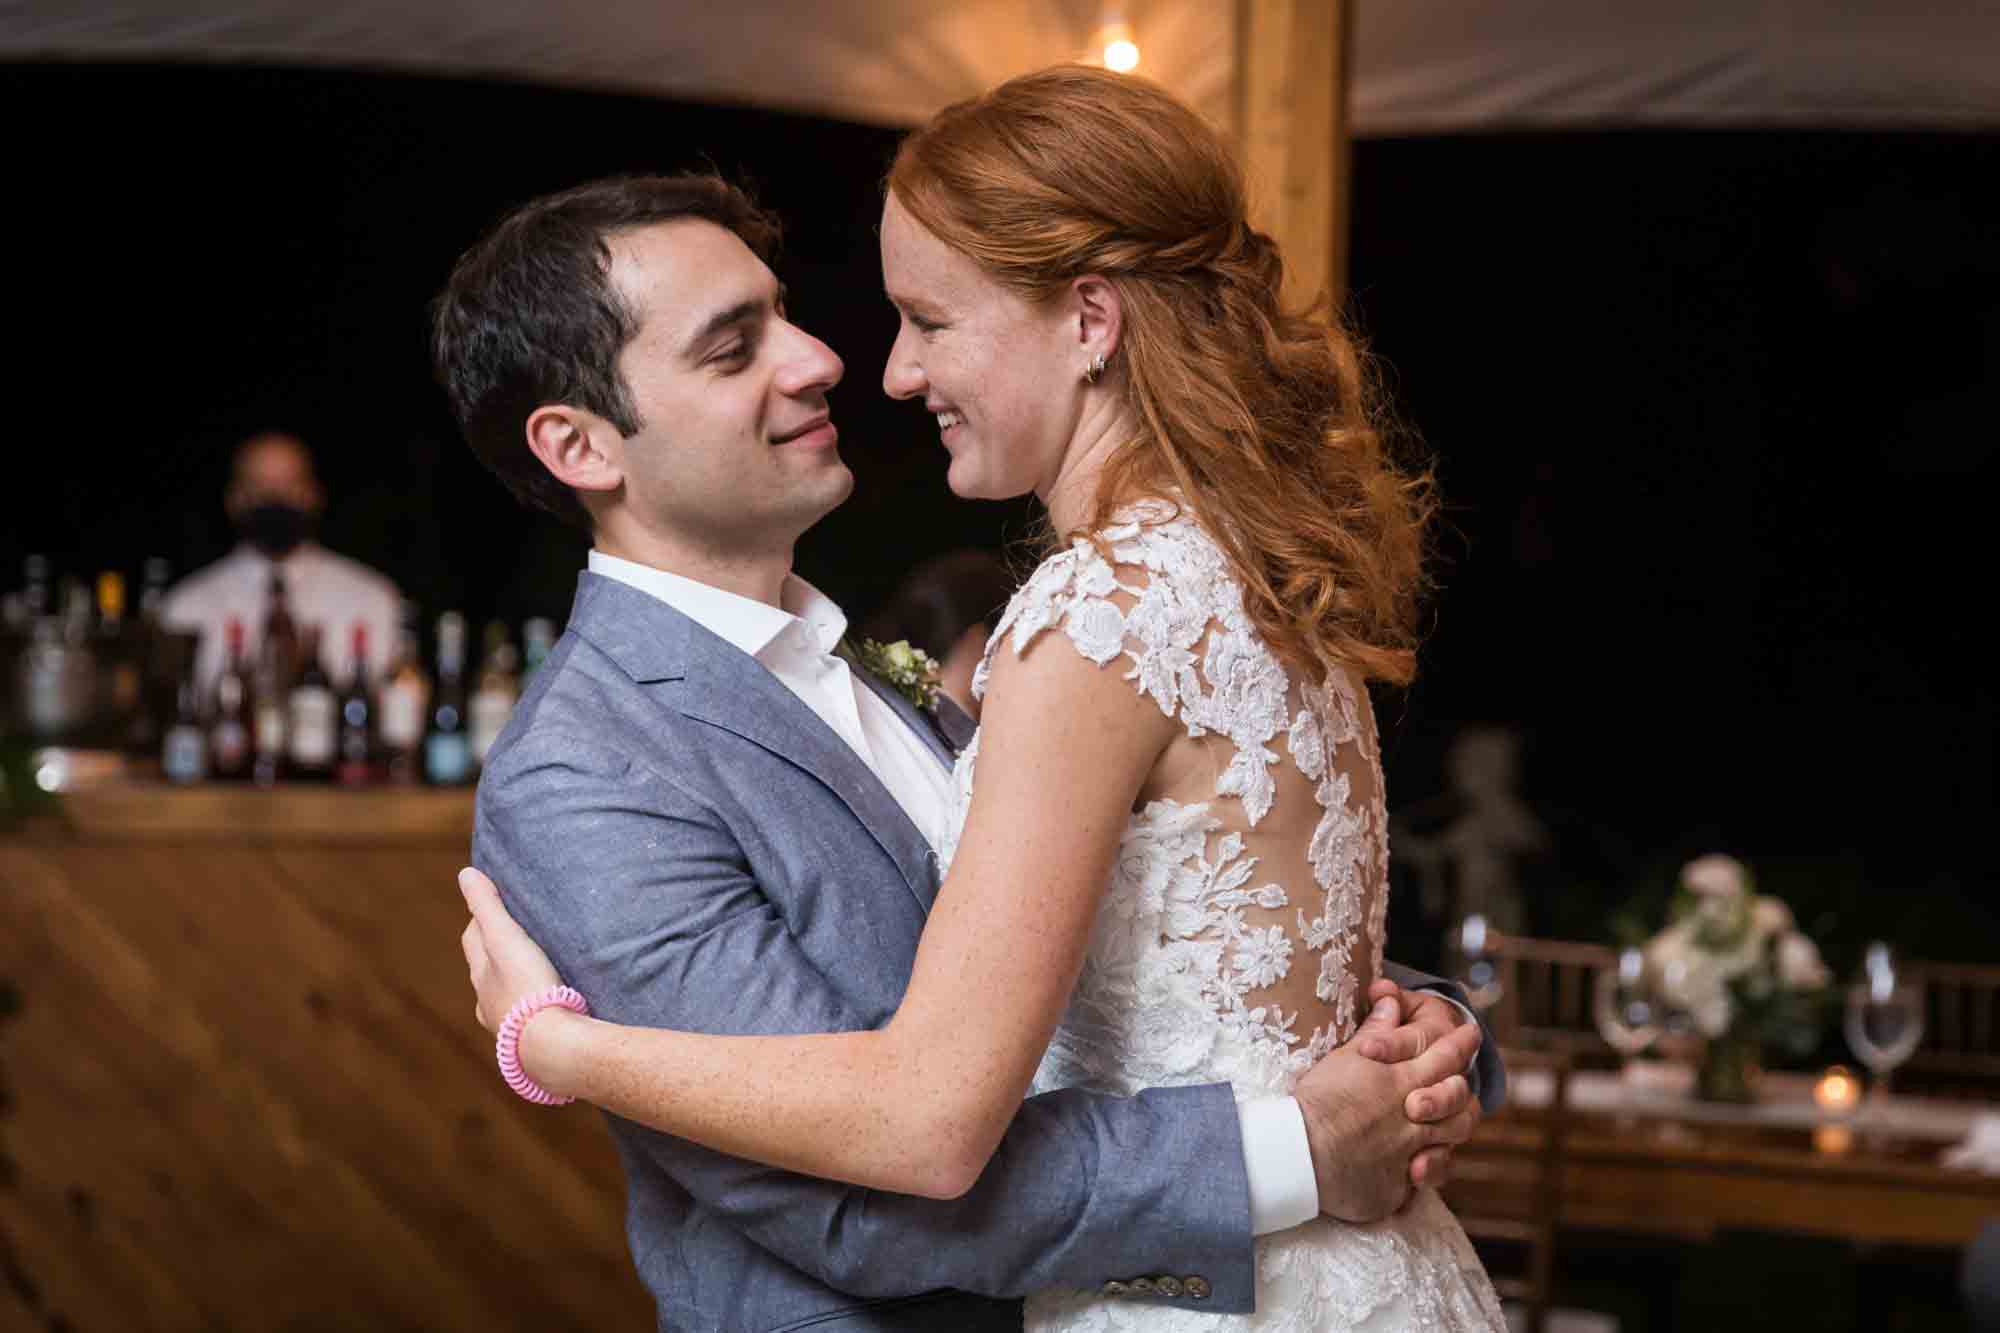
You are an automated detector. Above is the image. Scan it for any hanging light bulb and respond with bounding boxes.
[1093,16,1140,72]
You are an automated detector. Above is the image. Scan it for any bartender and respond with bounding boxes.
[163,431,403,689]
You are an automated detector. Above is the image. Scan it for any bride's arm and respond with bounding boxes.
[466,627,1179,1200]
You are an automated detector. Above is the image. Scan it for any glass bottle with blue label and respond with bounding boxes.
[425,611,473,786]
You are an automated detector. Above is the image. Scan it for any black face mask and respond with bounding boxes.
[238,502,315,558]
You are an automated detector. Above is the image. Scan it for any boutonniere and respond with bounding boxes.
[850,637,942,713]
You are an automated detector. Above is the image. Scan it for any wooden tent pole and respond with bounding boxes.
[1236,0,1354,312]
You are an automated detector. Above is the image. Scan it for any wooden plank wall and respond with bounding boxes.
[0,834,651,1331]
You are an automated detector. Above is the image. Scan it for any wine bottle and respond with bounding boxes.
[96,571,145,743]
[376,605,431,786]
[60,580,91,647]
[251,571,299,786]
[124,561,172,756]
[522,617,555,679]
[335,623,376,787]
[21,555,51,620]
[468,620,519,766]
[161,664,208,785]
[94,571,126,640]
[208,617,253,781]
[424,612,473,786]
[286,624,336,782]
[138,558,171,621]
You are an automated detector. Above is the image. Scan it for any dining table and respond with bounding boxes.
[1453,1056,2000,1249]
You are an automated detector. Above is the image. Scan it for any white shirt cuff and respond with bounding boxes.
[1239,1096,1317,1236]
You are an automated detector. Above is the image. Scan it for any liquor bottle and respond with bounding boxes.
[17,563,89,740]
[60,580,92,647]
[161,665,208,785]
[94,571,127,640]
[96,571,145,741]
[522,617,555,680]
[251,571,299,785]
[259,570,300,692]
[250,654,286,787]
[138,558,171,622]
[335,623,376,787]
[424,612,473,787]
[376,606,431,786]
[286,625,337,781]
[21,555,51,621]
[123,562,171,755]
[468,620,519,766]
[208,616,253,780]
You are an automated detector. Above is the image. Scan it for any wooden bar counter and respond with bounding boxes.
[0,776,652,1331]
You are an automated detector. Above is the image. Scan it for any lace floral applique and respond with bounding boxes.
[968,511,1381,1053]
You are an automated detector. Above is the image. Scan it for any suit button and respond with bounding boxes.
[1100,1280,1129,1296]
[1156,1276,1185,1297]
[1185,1276,1212,1299]
[1129,1277,1158,1295]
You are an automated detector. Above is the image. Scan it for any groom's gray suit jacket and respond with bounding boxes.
[474,572,1501,1333]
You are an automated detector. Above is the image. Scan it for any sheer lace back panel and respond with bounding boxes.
[943,505,1391,1098]
[940,506,1506,1333]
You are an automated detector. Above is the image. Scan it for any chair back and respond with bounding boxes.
[1910,961,2000,1079]
[1476,933,1618,1054]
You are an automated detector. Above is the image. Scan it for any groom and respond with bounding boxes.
[433,173,1500,1332]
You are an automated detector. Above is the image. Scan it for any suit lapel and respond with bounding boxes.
[844,650,970,770]
[567,573,939,916]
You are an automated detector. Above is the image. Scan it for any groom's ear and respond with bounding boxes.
[525,404,624,498]
[1071,274,1124,366]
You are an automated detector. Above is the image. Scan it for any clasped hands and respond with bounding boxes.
[1298,978,1483,1224]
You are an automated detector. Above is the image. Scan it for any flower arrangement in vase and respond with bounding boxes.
[1640,854,1832,1101]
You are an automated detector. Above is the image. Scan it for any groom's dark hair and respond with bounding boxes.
[431,173,782,529]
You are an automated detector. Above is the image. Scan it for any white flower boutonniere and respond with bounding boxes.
[852,637,942,712]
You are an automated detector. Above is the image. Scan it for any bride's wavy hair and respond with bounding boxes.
[888,65,1436,686]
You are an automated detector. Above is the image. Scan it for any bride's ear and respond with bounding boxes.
[1071,274,1123,374]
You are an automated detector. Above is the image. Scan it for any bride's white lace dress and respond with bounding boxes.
[938,507,1505,1332]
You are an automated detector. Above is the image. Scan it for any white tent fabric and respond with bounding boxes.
[1355,1,2000,135]
[6,0,1998,134]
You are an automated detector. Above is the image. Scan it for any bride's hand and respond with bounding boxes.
[458,865,563,1036]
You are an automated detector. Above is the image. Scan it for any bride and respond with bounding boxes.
[460,65,1505,1330]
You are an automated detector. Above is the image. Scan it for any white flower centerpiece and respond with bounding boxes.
[1642,854,1832,1101]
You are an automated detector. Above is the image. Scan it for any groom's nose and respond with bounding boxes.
[774,322,843,397]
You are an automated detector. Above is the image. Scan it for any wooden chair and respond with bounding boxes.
[1467,932,1618,1056]
[1445,1046,1575,1333]
[1909,961,2000,1081]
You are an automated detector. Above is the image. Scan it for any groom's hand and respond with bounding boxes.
[1355,977,1483,1188]
[1293,1002,1482,1223]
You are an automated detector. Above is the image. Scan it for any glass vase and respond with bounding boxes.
[1695,1031,1764,1103]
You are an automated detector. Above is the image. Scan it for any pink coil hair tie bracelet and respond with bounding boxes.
[495,985,590,1105]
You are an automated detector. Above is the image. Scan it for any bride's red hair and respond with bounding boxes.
[889,65,1435,686]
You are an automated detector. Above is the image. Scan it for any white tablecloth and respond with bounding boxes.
[1506,1061,1995,1149]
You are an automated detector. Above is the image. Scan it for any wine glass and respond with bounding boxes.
[1452,913,1505,1014]
[1843,941,1925,1129]
[1594,946,1663,1062]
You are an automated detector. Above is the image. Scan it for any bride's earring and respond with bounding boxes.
[1082,353,1108,385]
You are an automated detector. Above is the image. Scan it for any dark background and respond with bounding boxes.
[5,62,1994,969]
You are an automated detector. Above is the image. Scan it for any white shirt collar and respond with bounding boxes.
[226,541,323,573]
[586,548,847,662]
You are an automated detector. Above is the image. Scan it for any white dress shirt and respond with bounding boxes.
[161,542,403,693]
[588,549,1321,1237]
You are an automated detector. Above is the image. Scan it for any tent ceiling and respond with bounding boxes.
[6,0,1998,134]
